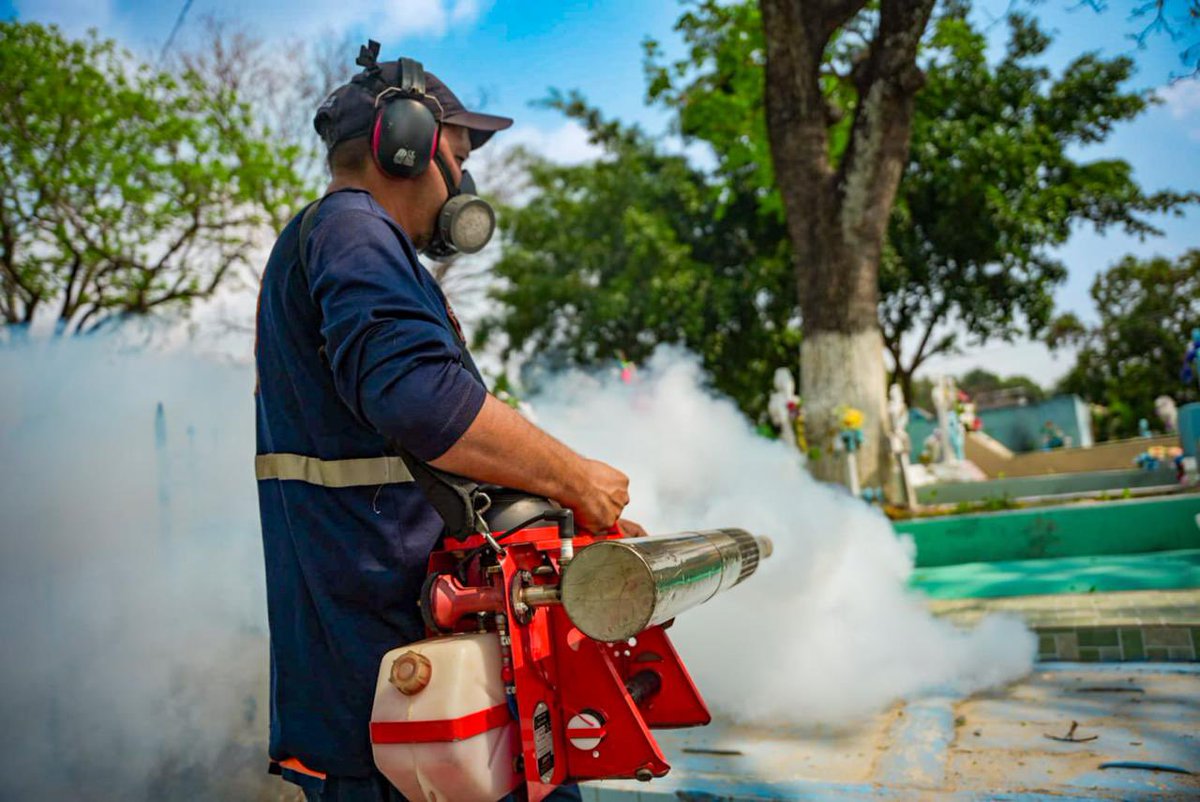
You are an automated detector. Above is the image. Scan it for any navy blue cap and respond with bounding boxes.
[314,60,513,152]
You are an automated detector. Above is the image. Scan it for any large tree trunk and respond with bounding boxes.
[761,0,934,490]
[801,329,889,485]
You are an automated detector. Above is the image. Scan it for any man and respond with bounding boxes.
[255,50,639,801]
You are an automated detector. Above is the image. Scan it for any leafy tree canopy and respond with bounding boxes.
[0,21,306,335]
[481,1,1196,422]
[1056,249,1200,439]
[882,6,1196,399]
[646,0,1194,401]
[479,93,797,418]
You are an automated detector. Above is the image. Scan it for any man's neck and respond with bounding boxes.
[326,172,420,242]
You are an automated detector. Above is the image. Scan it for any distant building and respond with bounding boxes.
[907,394,1094,459]
[980,394,1093,452]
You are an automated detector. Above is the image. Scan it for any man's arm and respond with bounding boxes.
[306,210,630,530]
[430,394,629,532]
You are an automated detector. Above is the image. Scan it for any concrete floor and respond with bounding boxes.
[584,664,1200,800]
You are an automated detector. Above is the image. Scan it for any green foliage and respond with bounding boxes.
[958,368,1046,404]
[480,94,797,418]
[483,0,1194,420]
[882,8,1195,397]
[643,0,780,219]
[0,22,306,333]
[1057,250,1200,440]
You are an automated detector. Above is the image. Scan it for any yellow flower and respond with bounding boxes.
[841,407,864,430]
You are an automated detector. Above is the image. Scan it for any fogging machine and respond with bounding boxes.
[368,490,772,801]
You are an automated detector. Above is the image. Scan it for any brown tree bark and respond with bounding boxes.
[761,0,934,490]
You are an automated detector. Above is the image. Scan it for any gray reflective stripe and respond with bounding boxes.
[255,453,414,488]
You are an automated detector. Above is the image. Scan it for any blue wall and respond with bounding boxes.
[907,394,1093,458]
[979,394,1093,452]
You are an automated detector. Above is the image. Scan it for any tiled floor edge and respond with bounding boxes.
[1035,624,1198,662]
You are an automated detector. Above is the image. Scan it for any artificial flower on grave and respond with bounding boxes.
[1135,445,1183,471]
[834,405,865,454]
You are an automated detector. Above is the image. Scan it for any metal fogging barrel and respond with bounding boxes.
[559,528,773,642]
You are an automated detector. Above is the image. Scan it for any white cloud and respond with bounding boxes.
[1156,79,1200,120]
[15,0,486,48]
[1156,80,1200,140]
[202,0,487,42]
[13,0,114,37]
[450,0,489,26]
[502,120,604,165]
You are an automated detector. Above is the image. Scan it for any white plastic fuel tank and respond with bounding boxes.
[370,632,519,802]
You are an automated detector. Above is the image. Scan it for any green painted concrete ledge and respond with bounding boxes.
[911,549,1200,599]
[894,493,1200,568]
[916,467,1176,505]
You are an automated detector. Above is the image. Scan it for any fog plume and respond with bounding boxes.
[531,350,1035,724]
[0,337,273,801]
[0,339,1033,799]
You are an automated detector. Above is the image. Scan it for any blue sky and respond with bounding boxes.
[5,0,1199,383]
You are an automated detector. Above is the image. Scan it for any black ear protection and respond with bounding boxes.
[358,41,442,179]
[352,41,497,259]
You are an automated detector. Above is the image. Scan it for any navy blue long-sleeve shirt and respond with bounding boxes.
[254,188,486,776]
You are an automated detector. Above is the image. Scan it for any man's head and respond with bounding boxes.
[314,47,512,255]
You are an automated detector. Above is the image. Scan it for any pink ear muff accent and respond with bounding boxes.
[428,125,441,164]
[370,112,386,171]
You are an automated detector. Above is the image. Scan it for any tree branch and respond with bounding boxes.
[837,0,934,244]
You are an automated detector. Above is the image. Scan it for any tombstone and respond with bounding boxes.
[768,367,801,453]
[887,383,919,508]
[1155,396,1178,434]
[947,408,965,462]
[931,376,960,465]
[925,376,986,483]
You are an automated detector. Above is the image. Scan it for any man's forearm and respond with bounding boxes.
[429,393,588,503]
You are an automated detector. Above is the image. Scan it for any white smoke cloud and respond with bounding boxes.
[0,337,270,800]
[530,349,1036,723]
[0,338,1032,800]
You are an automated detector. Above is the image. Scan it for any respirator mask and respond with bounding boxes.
[423,154,496,261]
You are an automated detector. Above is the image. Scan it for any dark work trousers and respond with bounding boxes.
[296,772,585,802]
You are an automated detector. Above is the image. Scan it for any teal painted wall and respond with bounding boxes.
[906,394,1093,458]
[978,394,1093,452]
[893,494,1200,568]
[907,408,936,463]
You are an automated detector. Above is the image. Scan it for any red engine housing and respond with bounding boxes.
[424,524,711,801]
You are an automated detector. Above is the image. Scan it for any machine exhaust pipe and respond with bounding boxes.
[560,528,773,642]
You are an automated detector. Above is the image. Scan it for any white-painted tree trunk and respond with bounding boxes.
[800,328,891,489]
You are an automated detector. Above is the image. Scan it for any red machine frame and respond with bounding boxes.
[424,524,711,802]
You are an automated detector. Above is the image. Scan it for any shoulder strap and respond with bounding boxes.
[295,195,486,540]
[298,198,323,275]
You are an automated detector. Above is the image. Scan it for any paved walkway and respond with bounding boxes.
[586,664,1200,800]
[928,588,1200,629]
